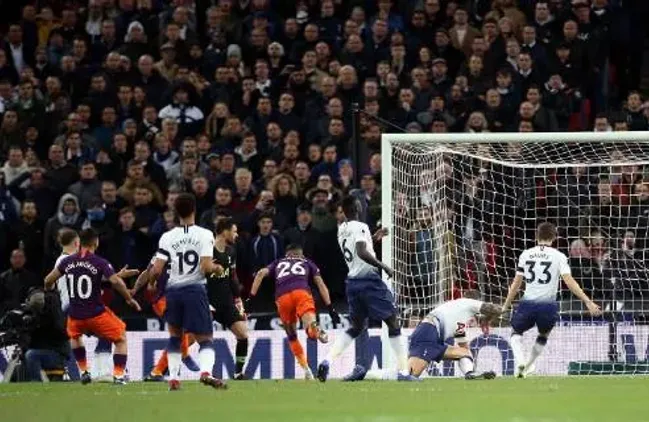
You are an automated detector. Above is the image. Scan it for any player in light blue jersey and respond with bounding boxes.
[502,222,602,378]
[316,196,412,382]
[149,193,227,391]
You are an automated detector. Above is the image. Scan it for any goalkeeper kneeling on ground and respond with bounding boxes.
[345,291,502,381]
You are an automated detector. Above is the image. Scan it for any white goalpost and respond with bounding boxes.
[381,131,649,376]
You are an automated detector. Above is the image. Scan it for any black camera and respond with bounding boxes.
[0,307,36,349]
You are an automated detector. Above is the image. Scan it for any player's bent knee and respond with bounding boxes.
[346,326,363,338]
[535,335,548,345]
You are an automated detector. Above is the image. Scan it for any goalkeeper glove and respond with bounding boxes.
[327,305,341,327]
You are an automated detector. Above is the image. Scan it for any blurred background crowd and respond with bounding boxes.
[0,0,648,319]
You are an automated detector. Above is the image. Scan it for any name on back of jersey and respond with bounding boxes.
[63,260,100,275]
[169,237,202,251]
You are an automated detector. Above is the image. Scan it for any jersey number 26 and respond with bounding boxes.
[277,261,306,279]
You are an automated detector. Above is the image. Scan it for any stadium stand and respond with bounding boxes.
[0,0,648,321]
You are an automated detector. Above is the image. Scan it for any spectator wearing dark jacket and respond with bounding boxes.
[43,193,86,268]
[67,162,102,211]
[103,207,152,271]
[0,249,40,316]
[8,200,44,274]
[245,213,284,301]
[231,168,258,223]
[282,206,316,258]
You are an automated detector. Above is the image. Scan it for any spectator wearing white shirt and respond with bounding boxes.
[158,83,204,138]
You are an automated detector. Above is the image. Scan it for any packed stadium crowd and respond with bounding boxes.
[0,0,648,321]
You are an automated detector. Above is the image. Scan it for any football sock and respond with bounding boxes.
[325,332,354,362]
[113,354,127,377]
[152,351,168,376]
[181,334,191,358]
[388,335,408,372]
[458,356,474,375]
[198,340,215,376]
[510,334,525,367]
[288,338,308,369]
[526,337,548,368]
[94,338,112,377]
[366,369,398,380]
[167,336,182,381]
[235,338,248,374]
[73,347,88,372]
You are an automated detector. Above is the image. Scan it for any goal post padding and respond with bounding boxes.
[381,132,649,374]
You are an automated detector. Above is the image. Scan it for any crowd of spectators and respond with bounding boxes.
[0,0,648,317]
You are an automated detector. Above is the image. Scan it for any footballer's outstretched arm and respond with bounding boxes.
[356,241,394,278]
[149,258,166,283]
[313,275,332,307]
[502,274,523,312]
[132,268,151,294]
[561,274,602,316]
[250,268,269,297]
[44,268,62,291]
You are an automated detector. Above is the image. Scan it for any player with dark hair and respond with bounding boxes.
[251,244,340,379]
[149,193,226,390]
[316,196,413,382]
[45,229,141,385]
[204,217,251,380]
[131,255,200,381]
[503,222,602,377]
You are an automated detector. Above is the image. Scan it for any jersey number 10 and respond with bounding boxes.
[67,274,93,299]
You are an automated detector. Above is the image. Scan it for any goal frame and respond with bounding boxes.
[381,130,649,300]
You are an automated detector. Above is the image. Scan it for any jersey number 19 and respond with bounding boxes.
[176,251,199,275]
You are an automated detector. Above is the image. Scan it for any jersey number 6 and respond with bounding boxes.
[342,239,353,263]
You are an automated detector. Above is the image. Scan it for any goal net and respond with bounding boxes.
[382,132,649,376]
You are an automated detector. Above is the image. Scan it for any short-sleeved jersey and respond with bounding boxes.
[57,252,115,319]
[266,257,320,298]
[516,245,571,302]
[208,245,239,299]
[155,225,214,289]
[338,220,379,279]
[427,298,483,341]
[55,252,71,312]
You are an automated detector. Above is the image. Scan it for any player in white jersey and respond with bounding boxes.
[149,193,226,391]
[362,291,502,381]
[502,222,602,378]
[316,196,412,382]
[55,229,80,313]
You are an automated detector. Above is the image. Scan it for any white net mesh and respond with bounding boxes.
[387,136,649,374]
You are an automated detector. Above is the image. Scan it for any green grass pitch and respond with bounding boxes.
[0,377,646,422]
